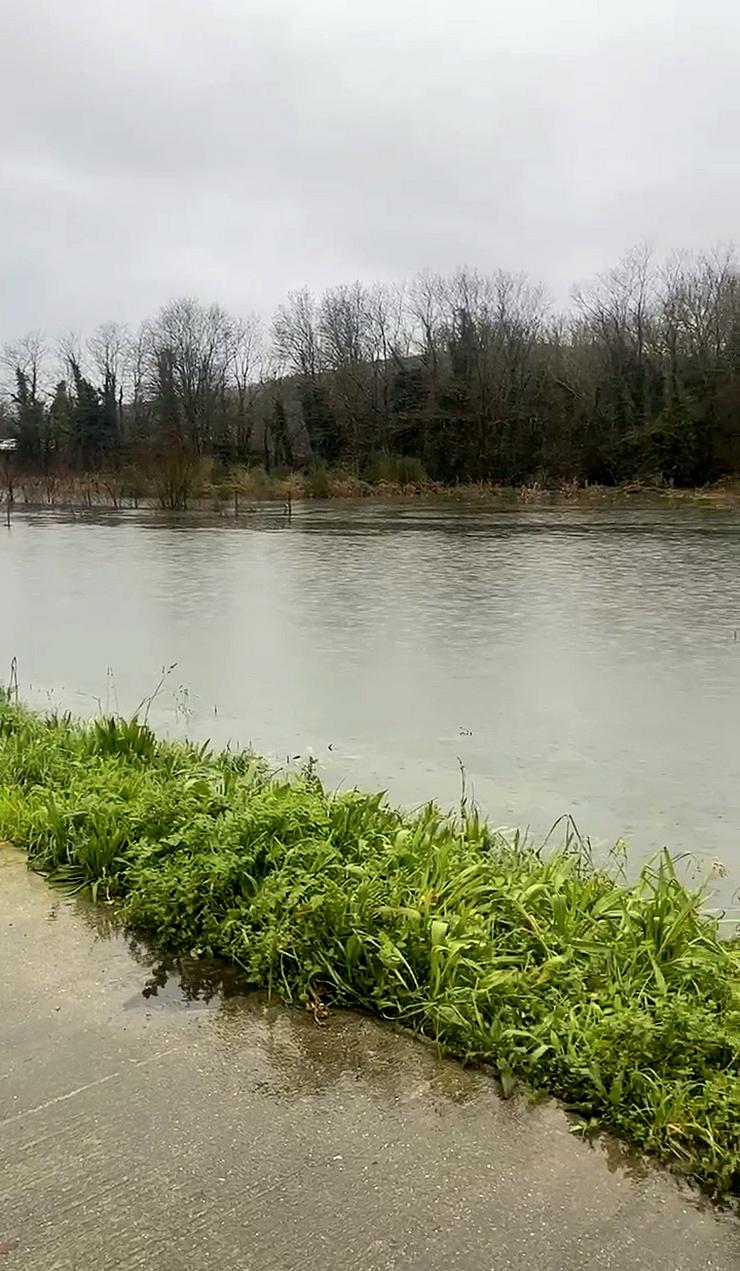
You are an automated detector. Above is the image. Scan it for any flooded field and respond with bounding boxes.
[2,500,740,893]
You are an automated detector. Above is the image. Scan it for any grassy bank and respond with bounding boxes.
[6,465,740,512]
[1,699,738,1200]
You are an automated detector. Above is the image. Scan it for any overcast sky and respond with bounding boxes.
[1,0,738,340]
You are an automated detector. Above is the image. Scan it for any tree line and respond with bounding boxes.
[2,245,740,488]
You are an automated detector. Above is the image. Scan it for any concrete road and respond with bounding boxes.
[1,847,738,1270]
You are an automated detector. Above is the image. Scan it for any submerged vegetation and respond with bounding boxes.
[6,464,740,515]
[1,698,739,1199]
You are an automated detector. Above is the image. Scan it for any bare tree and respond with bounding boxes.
[367,282,413,450]
[227,313,262,455]
[572,246,660,476]
[1,331,47,401]
[319,282,377,466]
[147,298,234,452]
[272,289,340,461]
[408,272,446,377]
[272,288,323,381]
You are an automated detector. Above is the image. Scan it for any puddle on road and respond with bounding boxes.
[68,885,660,1184]
[4,850,717,1212]
[69,886,255,1012]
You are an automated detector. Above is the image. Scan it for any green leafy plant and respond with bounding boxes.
[0,697,738,1200]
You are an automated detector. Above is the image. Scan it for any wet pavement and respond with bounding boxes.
[1,848,738,1270]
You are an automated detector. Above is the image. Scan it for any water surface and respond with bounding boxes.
[2,500,739,895]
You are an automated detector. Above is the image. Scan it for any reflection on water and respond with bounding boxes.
[3,501,740,898]
[65,875,655,1184]
[67,882,488,1108]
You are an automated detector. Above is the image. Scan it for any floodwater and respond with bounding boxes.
[2,500,740,897]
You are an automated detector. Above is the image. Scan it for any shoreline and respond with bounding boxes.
[1,699,738,1202]
[4,472,740,514]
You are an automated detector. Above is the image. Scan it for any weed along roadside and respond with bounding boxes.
[1,696,738,1203]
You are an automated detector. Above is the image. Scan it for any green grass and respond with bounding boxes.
[1,696,739,1200]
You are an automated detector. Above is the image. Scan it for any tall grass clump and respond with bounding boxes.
[364,454,428,487]
[0,694,738,1200]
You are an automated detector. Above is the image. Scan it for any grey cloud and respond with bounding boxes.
[1,0,738,340]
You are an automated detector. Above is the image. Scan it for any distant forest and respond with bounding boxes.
[3,245,740,491]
